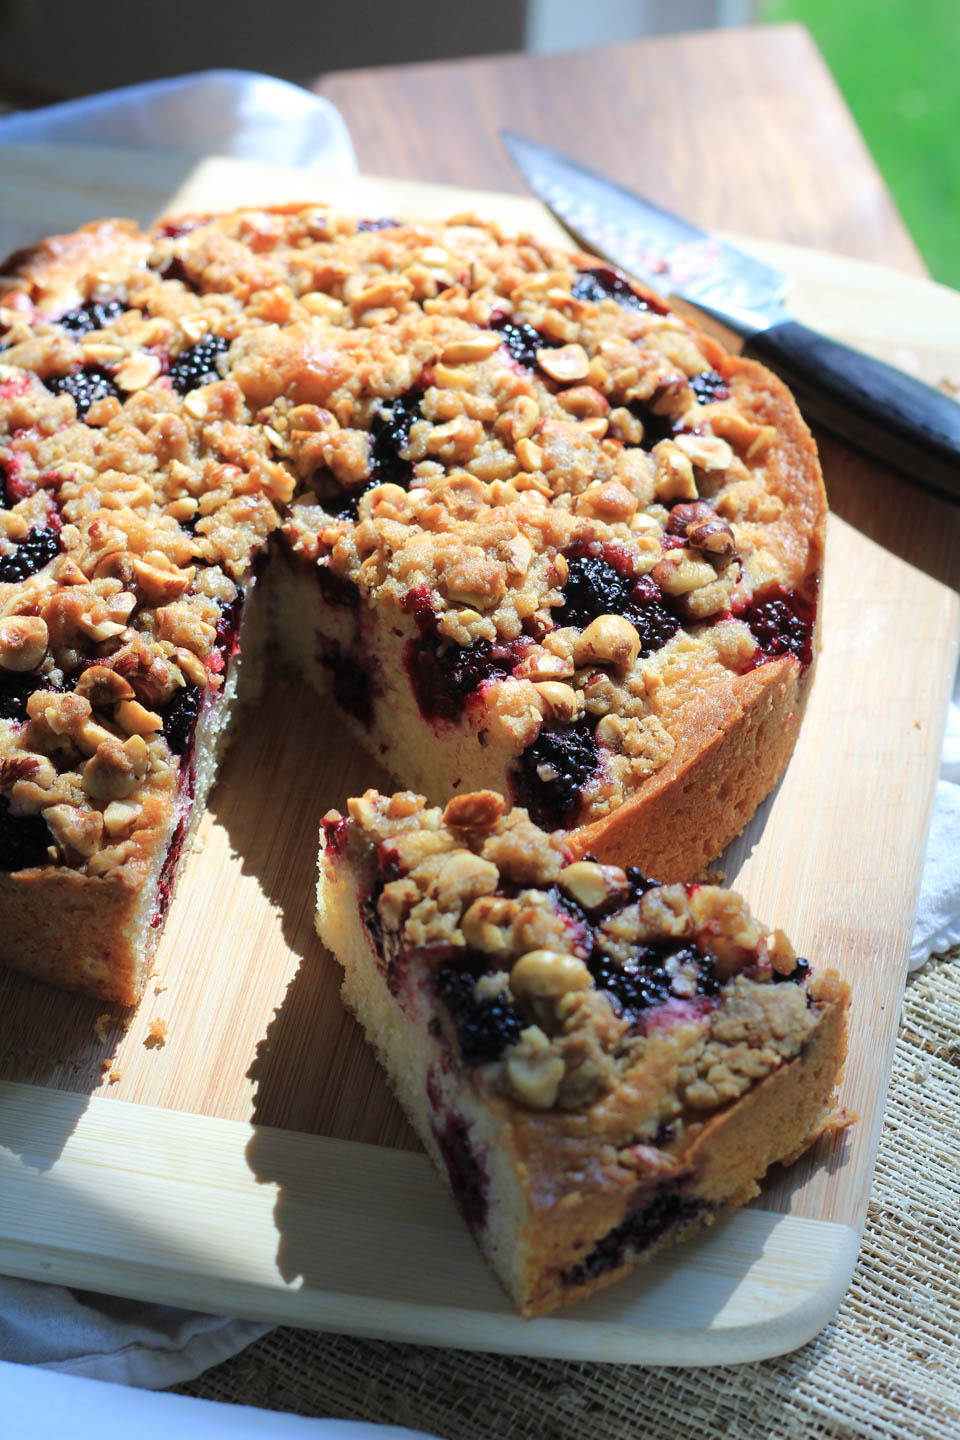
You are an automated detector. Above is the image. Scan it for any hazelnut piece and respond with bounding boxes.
[532,681,580,723]
[510,949,593,999]
[505,1026,565,1109]
[443,790,506,831]
[75,664,136,707]
[559,860,628,910]
[573,614,641,670]
[0,615,48,672]
[537,344,590,384]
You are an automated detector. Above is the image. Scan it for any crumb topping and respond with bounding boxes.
[325,787,824,1126]
[1,207,819,876]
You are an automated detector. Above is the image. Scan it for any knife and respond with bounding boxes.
[501,130,960,505]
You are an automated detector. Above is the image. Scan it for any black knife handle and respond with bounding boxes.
[742,320,960,505]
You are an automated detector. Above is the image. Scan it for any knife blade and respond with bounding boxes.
[501,129,960,505]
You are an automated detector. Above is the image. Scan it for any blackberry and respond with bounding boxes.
[624,574,684,656]
[571,266,651,312]
[511,718,600,830]
[627,401,681,447]
[368,390,422,488]
[45,366,120,419]
[318,638,375,726]
[740,585,815,668]
[329,390,423,522]
[557,553,636,629]
[316,565,361,608]
[332,492,361,522]
[557,549,680,657]
[1,672,48,724]
[0,465,8,510]
[435,966,523,1065]
[589,942,720,1022]
[0,525,60,583]
[356,217,400,232]
[564,1187,703,1283]
[57,299,127,336]
[406,629,521,723]
[690,368,730,404]
[431,1111,489,1231]
[213,593,244,656]
[490,313,555,370]
[156,256,196,289]
[169,333,229,395]
[160,683,202,757]
[0,795,51,873]
[773,956,811,985]
[590,951,672,1013]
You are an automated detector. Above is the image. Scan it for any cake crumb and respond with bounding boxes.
[695,868,727,885]
[94,1012,114,1043]
[108,1068,122,1084]
[153,979,168,995]
[145,1018,168,1048]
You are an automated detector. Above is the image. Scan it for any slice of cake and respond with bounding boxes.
[316,787,849,1318]
[0,222,276,1002]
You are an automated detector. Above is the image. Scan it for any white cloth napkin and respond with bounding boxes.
[0,69,356,170]
[1,1359,435,1439]
[0,66,957,1397]
[0,1277,269,1388]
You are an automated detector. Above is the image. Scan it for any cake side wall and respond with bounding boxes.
[315,841,541,1312]
[0,575,265,1005]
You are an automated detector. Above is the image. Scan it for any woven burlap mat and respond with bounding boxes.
[176,950,960,1439]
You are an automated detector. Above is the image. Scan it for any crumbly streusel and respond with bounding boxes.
[327,787,824,1124]
[1,207,819,882]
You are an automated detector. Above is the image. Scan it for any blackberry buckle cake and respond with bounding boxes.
[316,788,849,1318]
[1,205,824,1002]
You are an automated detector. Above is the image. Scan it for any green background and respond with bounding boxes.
[764,0,959,287]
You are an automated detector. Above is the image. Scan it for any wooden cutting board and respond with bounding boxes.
[0,147,958,1365]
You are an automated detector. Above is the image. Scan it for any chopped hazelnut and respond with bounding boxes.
[116,351,162,392]
[686,514,736,557]
[573,614,641,670]
[132,557,195,604]
[441,333,502,364]
[81,733,149,801]
[673,432,734,472]
[652,551,718,596]
[433,850,500,911]
[532,681,580,723]
[510,948,593,999]
[560,860,628,910]
[515,437,543,472]
[103,799,141,837]
[462,895,519,954]
[0,615,48,672]
[443,790,506,831]
[114,699,164,736]
[505,1026,565,1109]
[537,344,590,383]
[75,665,136,706]
[43,802,104,860]
[652,440,697,502]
